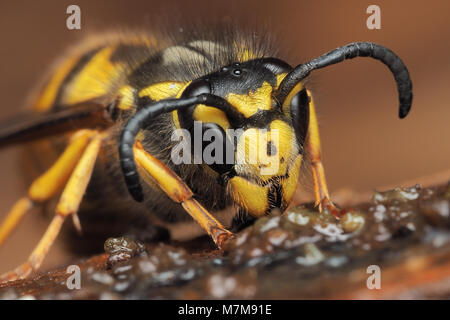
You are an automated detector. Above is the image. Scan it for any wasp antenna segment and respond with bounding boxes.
[119,94,240,202]
[119,97,200,202]
[278,42,413,118]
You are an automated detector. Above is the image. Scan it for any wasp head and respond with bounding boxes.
[177,58,310,217]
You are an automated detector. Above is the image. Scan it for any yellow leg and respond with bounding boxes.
[134,141,233,248]
[0,198,33,246]
[0,131,102,282]
[0,130,94,247]
[305,91,340,216]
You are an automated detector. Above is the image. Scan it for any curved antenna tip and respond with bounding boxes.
[399,101,412,119]
[399,110,409,119]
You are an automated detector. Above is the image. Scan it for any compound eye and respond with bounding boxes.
[289,89,310,151]
[182,79,211,98]
[291,88,310,110]
[201,122,234,175]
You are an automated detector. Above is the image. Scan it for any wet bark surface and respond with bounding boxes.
[1,182,450,299]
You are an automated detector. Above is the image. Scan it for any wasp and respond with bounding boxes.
[0,28,412,282]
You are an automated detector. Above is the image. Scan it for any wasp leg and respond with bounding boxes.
[305,91,342,216]
[0,131,102,282]
[0,198,33,247]
[133,141,234,248]
[0,130,95,248]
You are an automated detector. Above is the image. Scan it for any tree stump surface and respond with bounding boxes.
[1,182,449,299]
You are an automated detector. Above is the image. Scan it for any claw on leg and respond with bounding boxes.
[305,92,349,219]
[211,226,234,249]
[317,197,348,219]
[0,262,33,283]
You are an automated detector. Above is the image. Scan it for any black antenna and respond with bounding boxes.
[119,94,238,201]
[277,42,412,118]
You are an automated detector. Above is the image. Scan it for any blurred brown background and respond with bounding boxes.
[0,0,449,273]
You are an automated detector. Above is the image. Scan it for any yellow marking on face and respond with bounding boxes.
[139,81,184,101]
[269,120,296,176]
[230,176,268,217]
[34,55,80,111]
[281,155,302,204]
[193,105,230,130]
[239,127,271,176]
[282,81,304,116]
[171,109,181,129]
[236,119,296,181]
[172,81,191,129]
[276,73,287,89]
[231,152,301,217]
[226,81,273,117]
[63,46,123,105]
[117,85,136,110]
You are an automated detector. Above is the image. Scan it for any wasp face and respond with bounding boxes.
[178,59,310,217]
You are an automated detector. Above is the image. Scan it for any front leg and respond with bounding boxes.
[133,141,234,248]
[305,91,342,217]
